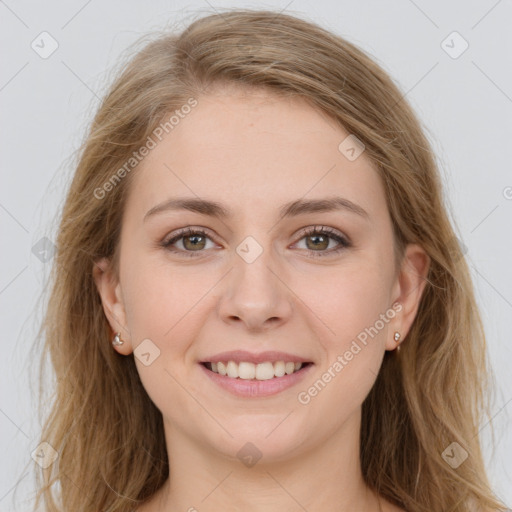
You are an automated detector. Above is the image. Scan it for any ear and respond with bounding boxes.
[386,243,430,351]
[93,258,132,354]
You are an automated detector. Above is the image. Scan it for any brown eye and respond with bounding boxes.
[305,234,329,251]
[162,228,217,257]
[182,234,207,251]
[294,226,351,258]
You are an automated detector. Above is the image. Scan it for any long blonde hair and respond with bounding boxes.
[30,8,508,512]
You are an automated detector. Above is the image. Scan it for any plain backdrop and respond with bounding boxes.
[1,0,511,510]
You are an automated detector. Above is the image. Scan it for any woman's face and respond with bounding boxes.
[96,87,428,463]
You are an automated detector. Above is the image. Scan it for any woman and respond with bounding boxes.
[33,8,508,512]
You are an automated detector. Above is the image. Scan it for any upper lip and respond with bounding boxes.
[200,350,312,364]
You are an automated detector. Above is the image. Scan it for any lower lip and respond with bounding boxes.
[199,363,313,398]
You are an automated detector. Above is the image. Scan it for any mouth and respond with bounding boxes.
[200,361,313,380]
[199,359,314,398]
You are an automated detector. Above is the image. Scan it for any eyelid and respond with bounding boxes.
[293,224,348,242]
[162,226,218,246]
[161,224,351,257]
[291,225,351,255]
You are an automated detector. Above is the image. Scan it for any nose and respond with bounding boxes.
[217,247,293,333]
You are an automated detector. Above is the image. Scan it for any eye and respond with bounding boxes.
[161,227,217,257]
[293,225,351,257]
[161,225,351,258]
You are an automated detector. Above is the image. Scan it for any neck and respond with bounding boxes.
[148,409,381,512]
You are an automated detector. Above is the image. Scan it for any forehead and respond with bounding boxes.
[125,88,386,223]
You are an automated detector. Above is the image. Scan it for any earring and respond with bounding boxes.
[394,331,401,352]
[112,332,124,347]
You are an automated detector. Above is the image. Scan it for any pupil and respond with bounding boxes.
[308,235,328,250]
[185,235,205,250]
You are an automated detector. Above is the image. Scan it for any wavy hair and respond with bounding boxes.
[30,8,508,512]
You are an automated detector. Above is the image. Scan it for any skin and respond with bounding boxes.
[94,85,429,512]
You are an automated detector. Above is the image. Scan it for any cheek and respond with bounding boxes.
[120,257,210,418]
[294,260,392,395]
[293,258,393,345]
[120,254,217,351]
[122,268,174,341]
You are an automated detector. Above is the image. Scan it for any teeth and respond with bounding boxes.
[255,362,274,380]
[207,360,305,380]
[239,362,255,379]
[274,361,285,377]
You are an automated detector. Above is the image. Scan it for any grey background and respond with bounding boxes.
[1,0,511,509]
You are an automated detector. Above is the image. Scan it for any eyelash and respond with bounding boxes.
[161,226,351,259]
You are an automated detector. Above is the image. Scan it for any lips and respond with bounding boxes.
[203,360,312,380]
[199,359,313,398]
[197,349,313,397]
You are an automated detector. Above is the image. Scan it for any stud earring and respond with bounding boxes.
[394,331,401,352]
[112,332,124,347]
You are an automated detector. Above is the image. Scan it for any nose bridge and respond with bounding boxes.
[218,237,292,330]
[234,245,275,295]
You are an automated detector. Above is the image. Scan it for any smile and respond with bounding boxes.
[203,360,311,380]
[200,361,314,398]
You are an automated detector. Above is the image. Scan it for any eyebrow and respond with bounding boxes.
[143,196,369,222]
